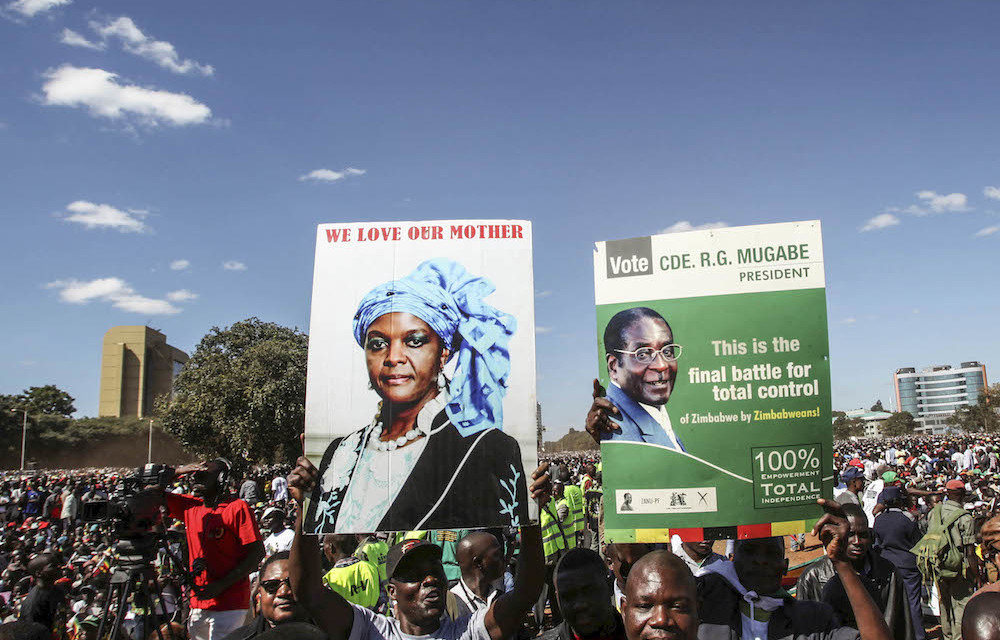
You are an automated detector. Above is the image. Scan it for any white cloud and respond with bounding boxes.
[534,290,552,299]
[62,200,147,232]
[915,190,970,213]
[298,167,367,182]
[222,260,247,271]
[41,65,212,127]
[841,317,857,325]
[45,277,181,315]
[975,226,1000,238]
[169,259,190,270]
[60,28,104,50]
[886,204,928,216]
[166,289,198,302]
[984,186,1000,201]
[535,326,552,334]
[5,0,69,18]
[659,221,729,234]
[860,213,900,232]
[89,17,213,76]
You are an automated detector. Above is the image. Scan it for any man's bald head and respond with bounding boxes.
[626,551,696,596]
[623,551,698,640]
[963,593,1000,640]
[455,532,502,583]
[456,532,499,565]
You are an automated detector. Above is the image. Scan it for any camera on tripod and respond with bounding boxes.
[81,464,176,566]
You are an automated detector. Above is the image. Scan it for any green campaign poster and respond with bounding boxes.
[593,221,833,542]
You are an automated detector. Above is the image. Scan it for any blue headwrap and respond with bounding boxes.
[352,258,516,437]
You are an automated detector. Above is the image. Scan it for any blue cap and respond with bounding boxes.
[880,486,903,502]
[842,468,864,482]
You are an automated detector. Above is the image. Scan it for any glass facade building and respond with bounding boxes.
[893,362,988,434]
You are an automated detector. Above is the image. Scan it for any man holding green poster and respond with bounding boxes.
[585,307,686,451]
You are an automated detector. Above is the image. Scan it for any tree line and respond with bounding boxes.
[5,317,998,467]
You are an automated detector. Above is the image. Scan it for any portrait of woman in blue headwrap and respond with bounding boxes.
[305,258,529,533]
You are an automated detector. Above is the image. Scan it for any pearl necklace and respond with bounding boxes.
[367,423,430,452]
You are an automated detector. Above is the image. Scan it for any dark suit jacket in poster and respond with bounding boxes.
[602,383,686,451]
[307,409,529,533]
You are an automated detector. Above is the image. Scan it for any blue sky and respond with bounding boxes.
[2,1,999,439]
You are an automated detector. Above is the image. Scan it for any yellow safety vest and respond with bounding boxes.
[355,539,389,585]
[557,498,577,550]
[323,557,381,609]
[540,499,567,563]
[563,485,586,538]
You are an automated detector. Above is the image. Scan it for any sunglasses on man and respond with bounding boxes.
[259,577,292,594]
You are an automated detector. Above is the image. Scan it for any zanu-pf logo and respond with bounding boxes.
[605,236,653,279]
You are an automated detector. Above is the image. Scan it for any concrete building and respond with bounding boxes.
[98,326,188,418]
[843,409,893,438]
[893,362,988,435]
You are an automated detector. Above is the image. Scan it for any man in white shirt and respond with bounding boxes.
[862,466,888,526]
[585,307,686,450]
[671,538,727,577]
[288,456,550,640]
[262,507,294,557]
[271,474,288,505]
[61,484,79,528]
[450,532,503,618]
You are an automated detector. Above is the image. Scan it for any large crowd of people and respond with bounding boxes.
[2,433,1000,640]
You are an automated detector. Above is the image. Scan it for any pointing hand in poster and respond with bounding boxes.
[585,378,621,442]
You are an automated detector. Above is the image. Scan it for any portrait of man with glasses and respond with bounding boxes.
[586,306,686,450]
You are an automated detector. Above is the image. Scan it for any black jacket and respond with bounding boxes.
[540,610,626,640]
[820,551,913,640]
[696,574,859,640]
[796,556,836,603]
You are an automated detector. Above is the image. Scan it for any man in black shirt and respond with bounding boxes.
[821,504,912,640]
[543,549,624,640]
[18,553,66,633]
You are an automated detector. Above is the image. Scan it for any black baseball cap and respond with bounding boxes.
[386,539,442,580]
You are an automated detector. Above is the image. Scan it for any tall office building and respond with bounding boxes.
[536,402,544,452]
[98,326,189,418]
[893,361,988,434]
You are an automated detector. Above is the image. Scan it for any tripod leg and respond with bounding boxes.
[96,579,117,640]
[109,574,133,640]
[143,574,171,640]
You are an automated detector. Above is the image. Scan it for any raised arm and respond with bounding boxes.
[288,456,356,640]
[485,463,551,640]
[813,499,892,640]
